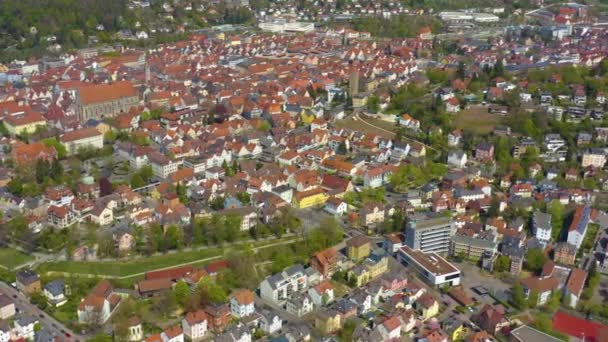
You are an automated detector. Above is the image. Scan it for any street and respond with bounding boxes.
[0,282,83,341]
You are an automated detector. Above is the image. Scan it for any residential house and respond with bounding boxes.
[310,248,339,278]
[532,211,553,245]
[564,268,587,308]
[43,280,67,307]
[324,197,348,216]
[346,236,372,261]
[204,303,231,333]
[554,243,577,265]
[77,279,120,324]
[315,309,341,334]
[520,276,560,306]
[415,294,439,321]
[447,150,467,169]
[308,281,334,306]
[259,309,282,335]
[0,296,15,320]
[471,304,509,335]
[182,310,208,341]
[260,265,308,305]
[230,289,255,318]
[60,127,104,155]
[161,326,184,342]
[286,293,314,317]
[475,142,495,161]
[14,316,38,340]
[359,202,385,226]
[567,205,593,250]
[16,270,41,294]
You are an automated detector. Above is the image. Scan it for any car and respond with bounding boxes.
[39,313,44,318]
[60,329,65,334]
[65,333,71,338]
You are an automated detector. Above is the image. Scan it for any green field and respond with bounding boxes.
[0,248,35,270]
[454,105,503,135]
[36,237,299,278]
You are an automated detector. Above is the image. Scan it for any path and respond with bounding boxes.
[353,113,439,152]
[39,237,302,280]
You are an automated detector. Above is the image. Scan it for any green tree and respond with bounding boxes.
[494,255,511,273]
[173,280,191,308]
[41,138,67,159]
[525,248,547,274]
[130,174,145,189]
[366,95,381,113]
[547,200,565,241]
[196,278,228,305]
[512,283,528,310]
[7,178,23,196]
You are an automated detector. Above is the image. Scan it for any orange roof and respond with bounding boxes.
[231,289,254,305]
[78,81,138,105]
[60,127,102,142]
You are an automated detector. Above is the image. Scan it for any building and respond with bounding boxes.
[405,215,456,254]
[181,310,207,341]
[204,303,231,333]
[397,246,461,287]
[149,152,180,178]
[76,81,139,121]
[449,234,497,260]
[532,211,553,244]
[346,236,372,261]
[564,268,587,308]
[520,276,560,306]
[0,296,15,320]
[315,309,342,334]
[567,205,593,250]
[310,248,339,277]
[3,111,46,135]
[582,148,607,168]
[230,289,255,318]
[415,294,439,320]
[14,316,38,340]
[475,141,495,161]
[77,279,121,324]
[260,264,308,305]
[324,197,347,216]
[471,304,509,335]
[43,280,67,307]
[554,243,577,265]
[293,188,328,209]
[161,325,184,342]
[510,325,563,342]
[447,150,467,168]
[286,293,314,317]
[60,127,104,155]
[127,316,144,341]
[16,270,41,294]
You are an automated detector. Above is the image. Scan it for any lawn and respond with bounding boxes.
[335,115,395,138]
[453,105,503,135]
[36,236,299,278]
[0,248,35,270]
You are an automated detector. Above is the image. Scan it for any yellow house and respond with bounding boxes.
[346,236,372,261]
[352,93,369,108]
[348,255,388,287]
[4,112,46,135]
[348,266,370,287]
[449,324,468,341]
[315,309,341,334]
[417,294,439,321]
[300,110,316,125]
[294,188,328,209]
[366,256,388,279]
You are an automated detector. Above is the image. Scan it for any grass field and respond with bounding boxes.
[0,248,35,270]
[453,105,503,135]
[36,237,299,278]
[335,114,395,138]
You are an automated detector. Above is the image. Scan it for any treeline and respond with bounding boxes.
[350,15,442,38]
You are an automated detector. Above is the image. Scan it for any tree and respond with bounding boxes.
[41,138,67,159]
[525,248,547,274]
[366,95,381,113]
[173,280,190,308]
[547,200,565,241]
[196,278,228,305]
[494,255,510,273]
[7,178,23,196]
[512,283,528,310]
[130,174,145,189]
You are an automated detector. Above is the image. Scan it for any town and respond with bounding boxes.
[1,0,608,341]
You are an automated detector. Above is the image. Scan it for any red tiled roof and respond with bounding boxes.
[60,127,102,142]
[78,81,138,105]
[146,266,193,280]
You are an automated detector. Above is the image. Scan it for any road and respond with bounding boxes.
[0,282,83,341]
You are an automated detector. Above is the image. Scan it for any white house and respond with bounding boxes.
[324,197,348,216]
[182,310,207,341]
[43,280,67,307]
[308,281,335,306]
[378,316,402,340]
[230,289,255,318]
[0,324,10,342]
[59,127,104,155]
[260,265,308,305]
[259,310,282,334]
[162,326,184,342]
[398,114,420,130]
[0,296,15,320]
[447,150,467,169]
[532,211,552,244]
[286,293,314,317]
[14,316,38,340]
[566,206,592,250]
[564,268,587,308]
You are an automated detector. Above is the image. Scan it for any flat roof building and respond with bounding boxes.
[405,215,456,254]
[397,245,461,287]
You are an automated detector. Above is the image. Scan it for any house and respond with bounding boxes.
[127,316,144,341]
[567,205,593,250]
[415,293,439,320]
[16,270,41,294]
[359,202,385,226]
[136,278,173,298]
[59,127,104,155]
[346,235,372,261]
[214,323,251,342]
[182,310,207,341]
[14,315,38,340]
[520,276,560,306]
[161,325,184,342]
[77,279,120,325]
[308,281,334,306]
[475,142,495,161]
[399,114,420,130]
[90,204,114,226]
[554,242,577,265]
[3,112,46,135]
[532,211,552,245]
[324,197,347,216]
[286,293,314,317]
[310,248,338,277]
[230,289,255,318]
[564,268,587,308]
[315,309,341,334]
[204,303,231,333]
[0,296,15,320]
[448,129,462,147]
[582,148,607,168]
[43,280,67,307]
[383,233,405,254]
[378,316,402,340]
[471,304,509,335]
[446,97,460,113]
[259,309,282,334]
[260,265,308,305]
[293,188,328,209]
[447,150,467,169]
